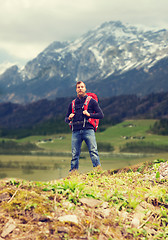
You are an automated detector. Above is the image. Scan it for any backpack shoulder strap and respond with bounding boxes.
[71,99,76,113]
[84,96,92,110]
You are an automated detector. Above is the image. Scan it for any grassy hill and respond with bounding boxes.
[0,159,167,239]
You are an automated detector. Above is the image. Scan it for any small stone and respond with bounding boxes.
[80,198,102,208]
[62,201,74,209]
[1,219,16,238]
[131,206,145,228]
[57,226,69,233]
[131,217,140,228]
[102,208,111,217]
[58,215,78,224]
[101,202,109,209]
[0,192,10,202]
[98,208,111,218]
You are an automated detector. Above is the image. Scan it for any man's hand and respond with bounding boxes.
[68,113,75,120]
[83,110,90,117]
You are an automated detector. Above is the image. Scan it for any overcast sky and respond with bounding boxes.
[0,0,168,72]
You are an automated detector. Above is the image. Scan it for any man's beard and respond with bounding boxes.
[78,92,86,98]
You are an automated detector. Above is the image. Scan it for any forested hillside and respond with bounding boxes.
[0,92,168,138]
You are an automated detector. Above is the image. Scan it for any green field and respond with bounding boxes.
[97,119,167,148]
[15,119,168,153]
[0,119,168,180]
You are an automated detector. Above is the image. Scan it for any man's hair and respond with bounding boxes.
[76,81,86,88]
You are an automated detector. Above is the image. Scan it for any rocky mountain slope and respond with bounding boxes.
[0,21,168,103]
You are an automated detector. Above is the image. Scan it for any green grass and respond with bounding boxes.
[15,134,72,152]
[4,119,168,154]
[96,119,168,151]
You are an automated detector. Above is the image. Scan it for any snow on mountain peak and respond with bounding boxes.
[0,20,168,103]
[3,20,168,88]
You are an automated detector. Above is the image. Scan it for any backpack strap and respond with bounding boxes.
[72,99,76,113]
[69,99,76,131]
[84,96,92,111]
[83,96,92,128]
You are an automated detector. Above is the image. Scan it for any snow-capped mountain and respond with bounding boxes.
[0,20,168,103]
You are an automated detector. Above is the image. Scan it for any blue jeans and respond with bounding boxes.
[70,129,101,171]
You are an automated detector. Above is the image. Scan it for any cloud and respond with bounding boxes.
[0,0,168,65]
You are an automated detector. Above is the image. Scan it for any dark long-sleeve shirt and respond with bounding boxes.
[65,95,104,131]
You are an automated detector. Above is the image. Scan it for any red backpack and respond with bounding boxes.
[70,93,99,132]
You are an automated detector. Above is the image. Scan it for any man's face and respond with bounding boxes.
[76,82,86,98]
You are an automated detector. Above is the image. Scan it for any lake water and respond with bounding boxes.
[0,153,154,181]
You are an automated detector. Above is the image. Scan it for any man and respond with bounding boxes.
[65,81,104,173]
